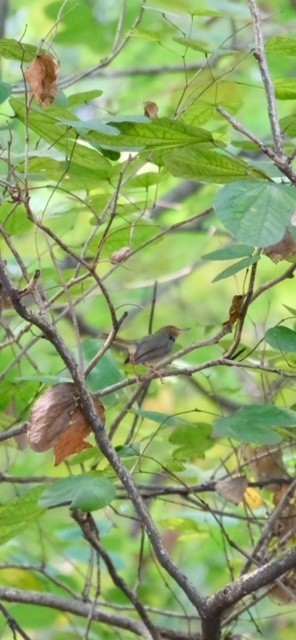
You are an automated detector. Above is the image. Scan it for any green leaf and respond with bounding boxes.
[0,38,44,62]
[202,244,254,261]
[100,118,212,150]
[83,340,124,398]
[0,80,11,103]
[0,487,45,545]
[266,36,296,56]
[169,422,213,459]
[39,475,116,512]
[212,255,260,283]
[133,409,190,427]
[182,102,216,126]
[0,203,32,234]
[275,79,296,100]
[265,326,296,352]
[173,37,212,53]
[164,146,264,183]
[67,90,103,107]
[10,98,114,179]
[214,181,296,247]
[214,405,296,444]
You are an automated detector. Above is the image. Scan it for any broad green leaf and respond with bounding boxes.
[0,38,44,62]
[214,405,296,444]
[202,244,254,261]
[0,80,11,103]
[39,474,116,511]
[182,102,216,126]
[266,36,296,56]
[265,326,296,352]
[214,181,296,247]
[275,79,296,100]
[71,477,116,512]
[99,118,213,150]
[0,487,45,545]
[164,146,265,183]
[212,255,260,283]
[10,98,114,179]
[169,422,213,459]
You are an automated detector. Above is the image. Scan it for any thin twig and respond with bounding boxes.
[248,0,284,158]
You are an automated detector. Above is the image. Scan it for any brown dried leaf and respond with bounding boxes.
[242,445,288,490]
[143,101,159,118]
[54,420,92,466]
[28,383,105,465]
[25,53,59,106]
[110,246,131,265]
[225,294,244,327]
[216,475,248,504]
[264,229,296,263]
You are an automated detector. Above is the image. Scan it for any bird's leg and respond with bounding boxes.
[148,365,165,384]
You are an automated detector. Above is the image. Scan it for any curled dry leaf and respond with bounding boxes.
[25,53,59,106]
[224,294,245,327]
[143,101,159,118]
[216,475,248,505]
[263,228,296,263]
[27,383,105,465]
[110,246,131,265]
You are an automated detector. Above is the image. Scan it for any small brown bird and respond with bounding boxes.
[124,325,180,369]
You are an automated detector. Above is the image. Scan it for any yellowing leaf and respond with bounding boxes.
[243,487,262,509]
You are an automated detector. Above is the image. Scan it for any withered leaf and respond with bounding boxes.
[264,229,296,264]
[143,101,159,119]
[110,246,131,265]
[25,53,59,106]
[224,294,244,327]
[54,420,93,466]
[242,445,288,490]
[216,475,248,504]
[27,383,105,465]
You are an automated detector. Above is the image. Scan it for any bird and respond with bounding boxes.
[124,325,180,369]
[99,325,181,379]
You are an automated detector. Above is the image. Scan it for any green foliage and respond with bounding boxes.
[40,475,116,511]
[214,405,296,444]
[265,325,296,352]
[215,181,296,246]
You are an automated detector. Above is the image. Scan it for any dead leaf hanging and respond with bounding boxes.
[264,228,296,264]
[216,475,248,505]
[143,101,159,118]
[27,383,105,465]
[25,53,59,106]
